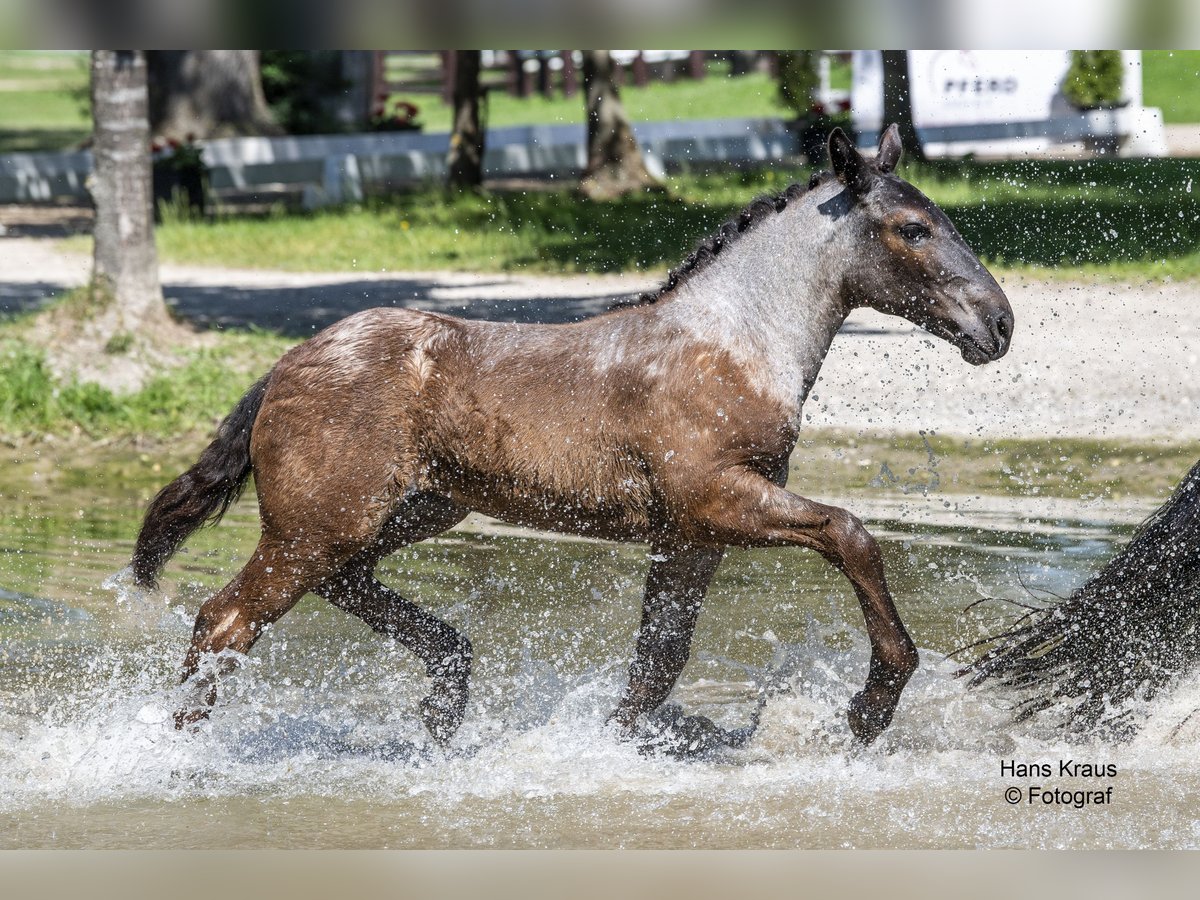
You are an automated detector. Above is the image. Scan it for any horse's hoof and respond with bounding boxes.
[638,704,752,759]
[847,690,895,746]
[419,678,468,746]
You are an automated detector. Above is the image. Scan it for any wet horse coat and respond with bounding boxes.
[132,126,1014,749]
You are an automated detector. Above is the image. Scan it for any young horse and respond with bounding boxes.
[132,126,1013,749]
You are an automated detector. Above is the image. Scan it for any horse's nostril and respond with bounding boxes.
[994,311,1013,344]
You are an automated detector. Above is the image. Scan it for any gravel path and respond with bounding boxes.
[1,236,1196,441]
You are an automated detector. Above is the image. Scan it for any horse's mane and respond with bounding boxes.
[626,170,835,308]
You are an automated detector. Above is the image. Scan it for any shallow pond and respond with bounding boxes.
[1,451,1196,848]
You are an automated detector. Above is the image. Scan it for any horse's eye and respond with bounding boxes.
[898,222,931,244]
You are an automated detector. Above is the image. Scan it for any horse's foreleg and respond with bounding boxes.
[609,546,724,736]
[318,568,473,746]
[695,469,918,745]
[175,536,327,728]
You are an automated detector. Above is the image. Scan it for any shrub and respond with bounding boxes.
[261,51,349,134]
[1063,51,1125,110]
[776,51,818,119]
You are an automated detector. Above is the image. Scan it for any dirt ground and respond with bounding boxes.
[1,232,1196,442]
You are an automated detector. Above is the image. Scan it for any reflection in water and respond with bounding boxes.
[3,458,1197,848]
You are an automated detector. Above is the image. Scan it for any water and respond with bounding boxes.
[2,452,1196,848]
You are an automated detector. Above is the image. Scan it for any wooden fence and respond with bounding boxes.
[367,50,726,112]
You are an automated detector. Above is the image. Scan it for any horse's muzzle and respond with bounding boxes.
[959,302,1014,366]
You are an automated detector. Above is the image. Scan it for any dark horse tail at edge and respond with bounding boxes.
[964,459,1200,738]
[132,372,272,589]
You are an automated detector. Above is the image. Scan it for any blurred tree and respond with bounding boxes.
[727,51,760,76]
[147,51,281,140]
[777,51,831,164]
[260,51,351,134]
[90,50,167,333]
[1063,51,1124,110]
[447,50,485,190]
[881,51,925,163]
[777,51,818,117]
[580,51,663,200]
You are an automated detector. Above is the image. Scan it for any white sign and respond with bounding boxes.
[908,51,1071,126]
[851,50,1163,158]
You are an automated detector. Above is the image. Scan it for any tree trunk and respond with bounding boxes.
[91,50,165,330]
[447,50,485,190]
[43,51,194,393]
[881,51,925,163]
[580,50,663,200]
[147,51,280,139]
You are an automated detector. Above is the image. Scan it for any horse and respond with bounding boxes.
[130,125,1014,751]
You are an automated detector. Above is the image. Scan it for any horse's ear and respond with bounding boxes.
[876,123,903,174]
[828,127,873,196]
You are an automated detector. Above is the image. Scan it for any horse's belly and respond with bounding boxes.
[440,472,658,542]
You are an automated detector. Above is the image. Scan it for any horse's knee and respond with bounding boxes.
[825,510,882,569]
[189,590,252,649]
[198,603,246,645]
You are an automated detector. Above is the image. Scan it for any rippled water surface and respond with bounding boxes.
[2,452,1195,848]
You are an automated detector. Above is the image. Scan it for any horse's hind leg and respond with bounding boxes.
[609,546,725,741]
[175,534,337,728]
[320,568,472,744]
[317,494,472,745]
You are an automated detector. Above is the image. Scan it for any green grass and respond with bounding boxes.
[0,50,87,83]
[906,156,1200,279]
[399,55,849,130]
[0,90,89,150]
[1143,51,1200,124]
[144,156,1200,281]
[0,51,89,153]
[790,431,1200,504]
[442,69,789,130]
[0,329,290,443]
[0,88,87,128]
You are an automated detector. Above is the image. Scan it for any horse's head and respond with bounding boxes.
[826,124,1013,366]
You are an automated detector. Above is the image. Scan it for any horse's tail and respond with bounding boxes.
[962,458,1200,734]
[131,371,272,589]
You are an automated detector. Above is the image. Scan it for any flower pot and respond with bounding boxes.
[153,165,207,220]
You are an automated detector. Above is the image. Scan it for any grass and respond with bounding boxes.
[139,155,1200,282]
[0,51,89,153]
[439,69,790,129]
[0,90,89,151]
[789,431,1200,505]
[0,326,290,443]
[1143,51,1200,124]
[391,55,849,130]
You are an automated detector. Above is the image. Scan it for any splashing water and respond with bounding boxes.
[3,485,1199,848]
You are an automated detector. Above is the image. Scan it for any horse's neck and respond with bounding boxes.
[657,192,850,416]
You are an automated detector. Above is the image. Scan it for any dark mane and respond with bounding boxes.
[623,170,834,308]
